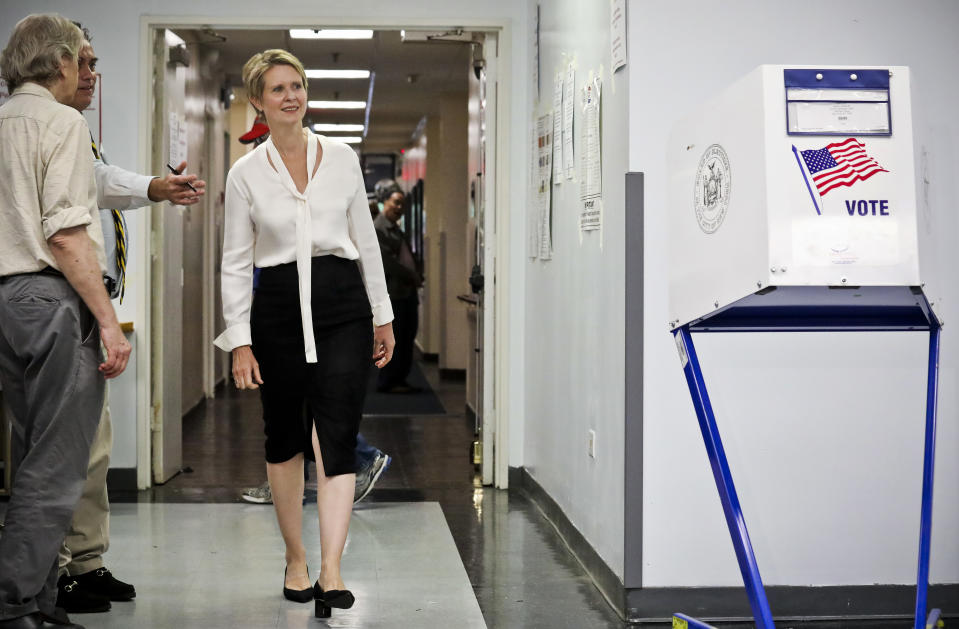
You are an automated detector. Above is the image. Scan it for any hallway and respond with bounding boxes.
[97,358,624,628]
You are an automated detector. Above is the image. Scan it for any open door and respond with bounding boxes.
[150,29,185,483]
[477,33,498,486]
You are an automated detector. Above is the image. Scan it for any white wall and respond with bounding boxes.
[523,0,629,576]
[630,0,959,586]
[0,0,529,485]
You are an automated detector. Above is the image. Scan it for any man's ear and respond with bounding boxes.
[59,55,72,78]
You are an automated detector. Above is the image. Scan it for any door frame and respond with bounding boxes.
[136,14,515,489]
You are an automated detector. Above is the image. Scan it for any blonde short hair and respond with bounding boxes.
[0,13,83,91]
[242,49,308,104]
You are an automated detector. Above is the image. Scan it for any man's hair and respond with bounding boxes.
[374,178,404,203]
[0,14,84,91]
[71,21,93,44]
[242,49,308,108]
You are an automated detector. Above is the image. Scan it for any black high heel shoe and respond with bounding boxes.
[283,567,314,603]
[313,581,355,618]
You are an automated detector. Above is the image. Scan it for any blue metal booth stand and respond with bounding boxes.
[669,286,943,629]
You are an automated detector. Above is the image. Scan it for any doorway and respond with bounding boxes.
[139,19,510,488]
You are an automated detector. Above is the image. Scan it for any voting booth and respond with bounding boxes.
[666,66,942,629]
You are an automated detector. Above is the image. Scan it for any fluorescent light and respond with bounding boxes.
[308,100,367,109]
[290,29,373,40]
[364,72,375,136]
[313,123,365,132]
[328,136,363,144]
[164,31,186,47]
[305,69,370,80]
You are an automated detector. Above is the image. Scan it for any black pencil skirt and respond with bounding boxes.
[251,255,373,476]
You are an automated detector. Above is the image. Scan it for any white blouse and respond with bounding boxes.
[214,130,393,363]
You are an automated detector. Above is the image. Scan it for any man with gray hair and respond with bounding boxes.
[0,13,130,629]
[50,26,205,617]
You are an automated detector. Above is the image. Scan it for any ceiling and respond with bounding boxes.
[178,28,476,154]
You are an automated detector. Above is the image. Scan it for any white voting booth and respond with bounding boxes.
[666,66,942,629]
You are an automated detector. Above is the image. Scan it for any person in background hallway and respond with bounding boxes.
[373,180,423,394]
[0,14,131,629]
[52,25,206,617]
[235,122,392,508]
[214,49,395,619]
[241,428,391,506]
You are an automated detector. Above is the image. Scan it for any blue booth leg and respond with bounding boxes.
[674,326,776,629]
[672,612,720,629]
[914,324,941,629]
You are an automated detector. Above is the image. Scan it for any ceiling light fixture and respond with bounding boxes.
[308,100,367,109]
[328,136,363,144]
[313,123,365,132]
[363,72,375,139]
[290,29,373,39]
[305,69,371,79]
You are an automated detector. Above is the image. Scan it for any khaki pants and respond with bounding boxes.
[58,387,112,576]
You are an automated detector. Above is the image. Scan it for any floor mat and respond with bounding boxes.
[364,361,446,416]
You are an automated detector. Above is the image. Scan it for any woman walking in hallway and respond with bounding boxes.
[213,49,395,619]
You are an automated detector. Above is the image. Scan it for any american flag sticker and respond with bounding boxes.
[791,138,889,215]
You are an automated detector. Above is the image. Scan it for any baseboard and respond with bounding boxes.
[626,584,959,624]
[106,467,138,492]
[511,466,627,619]
[510,464,959,626]
[439,368,466,381]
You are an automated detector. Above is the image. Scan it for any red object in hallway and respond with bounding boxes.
[239,121,269,144]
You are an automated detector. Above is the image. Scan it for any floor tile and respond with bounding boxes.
[76,502,486,629]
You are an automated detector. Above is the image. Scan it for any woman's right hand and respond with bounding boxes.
[232,345,264,389]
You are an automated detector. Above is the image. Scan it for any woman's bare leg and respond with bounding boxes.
[312,423,355,591]
[267,454,310,590]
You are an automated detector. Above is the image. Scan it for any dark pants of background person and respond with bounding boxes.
[377,294,419,390]
[0,273,104,620]
[355,434,378,470]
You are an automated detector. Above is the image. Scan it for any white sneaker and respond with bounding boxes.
[241,481,272,504]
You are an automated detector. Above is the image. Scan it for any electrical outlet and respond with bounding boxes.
[587,429,596,458]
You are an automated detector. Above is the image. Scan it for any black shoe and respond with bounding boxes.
[313,581,355,618]
[72,568,135,602]
[0,612,84,629]
[282,567,313,603]
[56,576,110,614]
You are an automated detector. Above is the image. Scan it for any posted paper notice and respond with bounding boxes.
[563,62,575,179]
[552,72,564,185]
[536,113,553,259]
[580,76,602,232]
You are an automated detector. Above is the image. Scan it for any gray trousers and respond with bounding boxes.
[0,273,104,620]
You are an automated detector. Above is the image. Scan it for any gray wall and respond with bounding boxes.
[523,0,630,577]
[629,0,959,587]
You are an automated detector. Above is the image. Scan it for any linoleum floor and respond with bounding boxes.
[106,358,624,628]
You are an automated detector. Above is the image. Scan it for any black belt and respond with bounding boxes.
[37,266,65,278]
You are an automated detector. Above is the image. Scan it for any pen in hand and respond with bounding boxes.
[166,162,198,193]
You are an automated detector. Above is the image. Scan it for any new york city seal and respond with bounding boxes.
[693,144,731,234]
